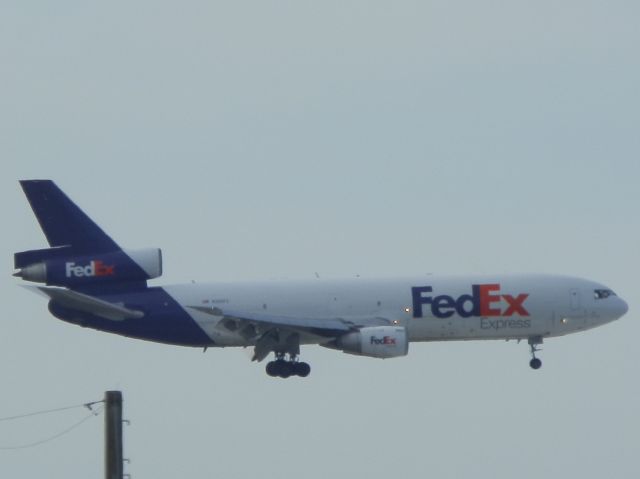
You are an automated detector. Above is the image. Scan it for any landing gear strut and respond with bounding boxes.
[265,353,311,378]
[528,336,542,370]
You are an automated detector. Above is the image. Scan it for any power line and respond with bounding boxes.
[0,400,103,423]
[0,406,103,451]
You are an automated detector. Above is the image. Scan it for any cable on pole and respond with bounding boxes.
[0,406,104,451]
[0,400,104,423]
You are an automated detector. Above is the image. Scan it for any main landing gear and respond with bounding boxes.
[265,353,311,379]
[528,336,542,370]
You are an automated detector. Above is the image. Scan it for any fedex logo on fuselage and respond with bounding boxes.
[411,284,529,319]
[65,260,115,278]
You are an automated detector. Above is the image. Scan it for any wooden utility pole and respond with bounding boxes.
[105,391,123,479]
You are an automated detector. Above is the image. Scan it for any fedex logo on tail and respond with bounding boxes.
[65,260,115,278]
[412,284,529,319]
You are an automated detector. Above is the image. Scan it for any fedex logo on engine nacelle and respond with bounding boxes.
[411,284,529,319]
[65,260,115,278]
[370,336,397,346]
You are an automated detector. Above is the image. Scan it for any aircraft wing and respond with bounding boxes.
[189,305,361,335]
[23,285,144,321]
[188,305,393,361]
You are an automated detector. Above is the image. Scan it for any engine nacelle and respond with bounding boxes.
[14,248,162,287]
[333,326,409,359]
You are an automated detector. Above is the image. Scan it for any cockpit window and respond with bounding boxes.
[594,289,616,299]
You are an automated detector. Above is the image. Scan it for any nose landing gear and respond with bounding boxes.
[265,353,311,378]
[528,336,543,370]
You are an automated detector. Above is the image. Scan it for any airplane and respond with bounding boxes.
[13,180,629,378]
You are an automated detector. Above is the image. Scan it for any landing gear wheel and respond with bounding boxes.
[264,353,311,378]
[527,336,543,370]
[294,362,311,377]
[277,359,293,378]
[266,361,279,377]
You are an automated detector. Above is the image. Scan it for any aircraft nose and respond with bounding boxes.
[615,297,629,318]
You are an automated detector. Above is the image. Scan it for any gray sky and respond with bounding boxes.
[1,1,639,477]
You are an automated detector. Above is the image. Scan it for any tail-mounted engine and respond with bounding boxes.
[14,247,162,287]
[328,326,409,359]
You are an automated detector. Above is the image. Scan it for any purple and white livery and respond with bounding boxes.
[14,181,628,378]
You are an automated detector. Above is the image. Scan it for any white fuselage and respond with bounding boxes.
[165,273,628,348]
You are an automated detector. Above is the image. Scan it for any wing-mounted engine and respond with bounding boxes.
[14,247,162,288]
[326,326,409,358]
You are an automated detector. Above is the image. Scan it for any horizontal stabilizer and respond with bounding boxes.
[23,286,144,321]
[14,246,74,269]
